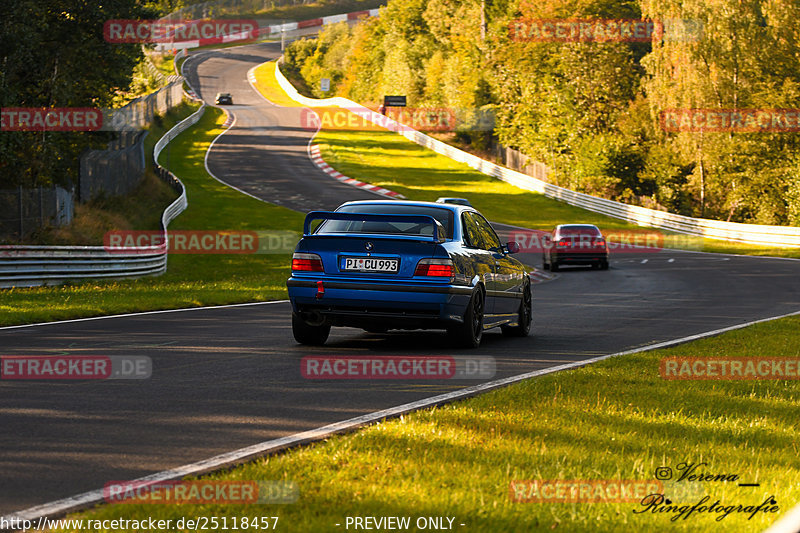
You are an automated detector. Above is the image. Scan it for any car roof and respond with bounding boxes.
[435,197,472,206]
[557,224,600,229]
[556,224,601,232]
[216,92,231,96]
[337,199,474,215]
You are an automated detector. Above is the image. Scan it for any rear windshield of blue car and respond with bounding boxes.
[317,204,455,239]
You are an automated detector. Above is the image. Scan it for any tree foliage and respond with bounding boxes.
[0,0,149,188]
[284,0,800,224]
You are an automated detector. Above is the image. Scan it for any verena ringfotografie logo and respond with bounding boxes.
[104,19,258,44]
[661,109,800,133]
[301,356,495,380]
[1,356,151,380]
[104,480,298,504]
[103,230,299,254]
[660,357,800,380]
[1,108,102,131]
[510,229,665,254]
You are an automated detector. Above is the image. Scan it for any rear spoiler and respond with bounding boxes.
[303,211,445,243]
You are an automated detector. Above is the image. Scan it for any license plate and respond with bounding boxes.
[343,257,399,273]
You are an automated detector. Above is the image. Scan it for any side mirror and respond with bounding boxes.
[506,241,520,254]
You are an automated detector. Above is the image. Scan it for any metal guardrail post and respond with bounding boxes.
[18,185,23,239]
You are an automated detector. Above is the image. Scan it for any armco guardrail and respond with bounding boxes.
[273,62,800,248]
[0,104,204,289]
[260,9,380,37]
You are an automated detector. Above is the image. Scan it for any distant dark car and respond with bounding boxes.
[286,200,532,348]
[215,92,233,105]
[543,224,609,271]
[436,197,472,207]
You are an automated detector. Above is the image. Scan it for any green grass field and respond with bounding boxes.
[54,314,800,533]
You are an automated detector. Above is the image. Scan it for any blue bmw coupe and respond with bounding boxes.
[286,200,532,347]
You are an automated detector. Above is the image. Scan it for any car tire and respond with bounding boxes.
[600,260,609,270]
[550,261,559,272]
[542,255,550,271]
[502,280,532,337]
[449,287,484,348]
[292,312,330,345]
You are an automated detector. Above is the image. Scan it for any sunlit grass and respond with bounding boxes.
[54,315,800,532]
[147,52,176,78]
[252,61,305,107]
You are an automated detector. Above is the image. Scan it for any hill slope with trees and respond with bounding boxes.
[283,0,800,225]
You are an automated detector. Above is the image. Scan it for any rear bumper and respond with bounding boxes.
[552,252,608,264]
[287,277,473,329]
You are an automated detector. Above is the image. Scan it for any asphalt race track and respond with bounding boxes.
[185,42,379,211]
[2,42,799,515]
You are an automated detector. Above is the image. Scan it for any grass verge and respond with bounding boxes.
[0,105,303,327]
[55,314,800,532]
[31,172,177,246]
[22,104,200,247]
[146,52,177,79]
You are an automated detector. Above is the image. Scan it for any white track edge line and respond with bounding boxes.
[203,104,278,205]
[764,500,800,533]
[244,64,391,201]
[246,65,281,108]
[0,301,289,331]
[5,307,800,524]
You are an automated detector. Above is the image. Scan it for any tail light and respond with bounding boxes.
[557,239,570,248]
[414,258,453,277]
[595,238,606,247]
[292,252,323,272]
